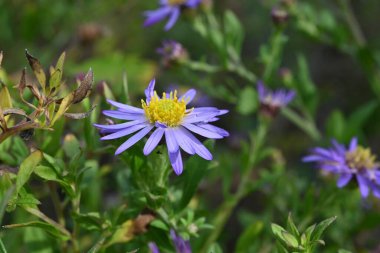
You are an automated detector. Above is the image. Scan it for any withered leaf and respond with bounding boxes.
[25,50,46,91]
[3,108,28,118]
[64,105,96,119]
[0,165,19,175]
[16,68,27,94]
[0,86,12,109]
[72,68,93,104]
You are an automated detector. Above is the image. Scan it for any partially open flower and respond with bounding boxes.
[303,137,380,198]
[94,79,228,175]
[157,40,188,67]
[257,81,295,117]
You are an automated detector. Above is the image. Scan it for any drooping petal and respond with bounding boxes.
[165,128,179,153]
[179,89,196,104]
[172,128,195,155]
[197,124,229,137]
[101,124,148,140]
[145,79,156,103]
[164,7,180,31]
[179,127,212,160]
[143,128,165,155]
[169,149,183,175]
[115,125,154,155]
[106,99,144,114]
[144,6,172,27]
[182,123,223,139]
[357,174,370,198]
[349,137,358,152]
[337,173,353,188]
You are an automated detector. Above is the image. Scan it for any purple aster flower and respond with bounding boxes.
[144,0,202,31]
[157,40,188,67]
[303,137,380,198]
[94,79,228,175]
[257,81,295,117]
[148,242,160,253]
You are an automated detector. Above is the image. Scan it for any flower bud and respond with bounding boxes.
[157,40,189,68]
[271,7,289,27]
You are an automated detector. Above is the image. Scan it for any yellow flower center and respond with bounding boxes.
[142,90,187,127]
[346,146,377,170]
[168,0,187,5]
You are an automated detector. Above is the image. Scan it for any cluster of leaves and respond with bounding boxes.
[0,51,93,144]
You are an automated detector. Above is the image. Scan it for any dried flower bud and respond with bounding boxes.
[271,7,289,27]
[281,0,295,7]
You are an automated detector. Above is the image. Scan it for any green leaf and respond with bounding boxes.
[224,10,244,58]
[52,93,74,124]
[207,243,223,253]
[0,86,12,109]
[338,250,352,253]
[271,223,286,240]
[3,221,70,241]
[237,86,258,115]
[326,110,345,141]
[311,216,337,242]
[55,52,66,75]
[150,219,169,231]
[235,222,263,253]
[105,220,134,247]
[16,151,43,194]
[72,212,106,231]
[286,213,300,237]
[346,100,378,138]
[63,134,81,158]
[49,69,62,92]
[0,239,7,253]
[281,231,299,248]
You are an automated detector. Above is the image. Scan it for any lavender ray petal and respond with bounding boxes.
[144,6,172,27]
[357,174,370,198]
[165,128,179,153]
[183,112,221,124]
[143,128,165,155]
[164,7,180,31]
[102,110,146,120]
[148,242,160,253]
[145,79,156,103]
[182,123,223,139]
[179,89,196,104]
[94,119,147,130]
[349,137,358,152]
[101,124,148,140]
[106,99,144,113]
[169,149,183,175]
[178,127,212,160]
[337,173,353,188]
[115,125,154,155]
[197,124,229,137]
[172,128,195,155]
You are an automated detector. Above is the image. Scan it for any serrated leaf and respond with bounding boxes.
[25,50,46,91]
[16,151,43,194]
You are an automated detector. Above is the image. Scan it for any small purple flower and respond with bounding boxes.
[303,137,380,198]
[144,0,202,31]
[94,79,228,175]
[148,230,191,253]
[257,81,295,116]
[170,229,192,253]
[157,40,188,67]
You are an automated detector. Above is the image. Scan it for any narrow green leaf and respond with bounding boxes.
[281,231,299,248]
[0,239,7,253]
[311,216,337,242]
[235,222,263,253]
[0,86,12,109]
[49,69,62,91]
[52,93,74,124]
[237,86,258,115]
[287,213,300,237]
[16,151,43,193]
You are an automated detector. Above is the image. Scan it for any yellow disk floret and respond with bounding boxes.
[346,146,377,170]
[142,90,187,127]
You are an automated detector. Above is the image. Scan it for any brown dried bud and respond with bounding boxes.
[271,7,289,26]
[132,214,155,234]
[72,69,93,104]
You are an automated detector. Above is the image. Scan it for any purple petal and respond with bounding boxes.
[145,79,156,103]
[164,7,180,31]
[102,110,146,121]
[182,123,223,139]
[179,89,196,105]
[337,173,353,188]
[197,124,229,137]
[143,128,165,155]
[257,81,266,101]
[165,128,179,153]
[178,127,212,160]
[349,137,358,152]
[183,112,222,124]
[115,125,154,155]
[101,124,148,140]
[94,119,147,130]
[357,174,370,198]
[172,128,195,155]
[106,99,144,114]
[148,242,160,253]
[144,6,172,27]
[169,149,183,175]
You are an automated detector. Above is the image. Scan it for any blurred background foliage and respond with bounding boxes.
[1,0,380,252]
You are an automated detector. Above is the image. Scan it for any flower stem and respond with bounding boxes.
[199,122,268,253]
